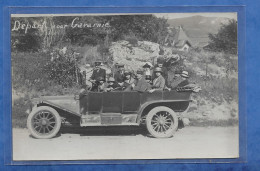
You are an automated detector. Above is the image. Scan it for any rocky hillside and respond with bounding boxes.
[109,40,160,71]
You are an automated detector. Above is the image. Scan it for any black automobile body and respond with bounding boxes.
[27,89,193,139]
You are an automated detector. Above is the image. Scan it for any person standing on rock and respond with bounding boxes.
[89,61,106,91]
[149,67,165,93]
[114,64,125,86]
[154,57,168,78]
[142,62,153,78]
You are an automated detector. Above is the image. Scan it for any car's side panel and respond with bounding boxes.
[88,92,103,113]
[140,91,163,105]
[122,91,140,113]
[163,91,191,101]
[102,92,123,113]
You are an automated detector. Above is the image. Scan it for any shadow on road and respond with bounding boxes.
[60,125,149,137]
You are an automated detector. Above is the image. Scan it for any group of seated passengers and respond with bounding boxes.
[87,60,190,93]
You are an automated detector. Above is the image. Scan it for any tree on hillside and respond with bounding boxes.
[206,19,237,54]
[108,15,169,44]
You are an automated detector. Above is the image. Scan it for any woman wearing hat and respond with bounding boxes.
[122,70,135,91]
[149,67,166,93]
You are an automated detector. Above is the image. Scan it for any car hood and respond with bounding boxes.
[35,95,79,114]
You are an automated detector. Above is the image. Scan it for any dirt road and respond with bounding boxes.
[12,126,239,161]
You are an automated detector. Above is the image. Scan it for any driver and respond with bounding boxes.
[89,61,106,91]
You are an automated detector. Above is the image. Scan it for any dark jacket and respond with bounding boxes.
[114,71,125,83]
[133,77,151,92]
[122,78,135,91]
[177,80,189,87]
[90,68,106,81]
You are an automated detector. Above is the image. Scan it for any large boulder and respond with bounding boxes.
[109,40,160,71]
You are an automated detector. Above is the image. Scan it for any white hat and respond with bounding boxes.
[181,71,189,78]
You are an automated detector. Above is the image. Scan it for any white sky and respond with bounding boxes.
[12,13,237,20]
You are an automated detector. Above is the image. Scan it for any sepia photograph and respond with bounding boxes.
[11,13,239,161]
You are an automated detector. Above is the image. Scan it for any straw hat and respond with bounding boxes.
[181,71,189,78]
[154,67,163,73]
[108,77,115,82]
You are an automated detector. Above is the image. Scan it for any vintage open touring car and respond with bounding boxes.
[27,88,196,139]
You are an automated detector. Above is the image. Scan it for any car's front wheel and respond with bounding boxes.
[27,106,61,139]
[146,106,178,138]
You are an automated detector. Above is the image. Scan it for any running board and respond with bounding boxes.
[80,114,138,127]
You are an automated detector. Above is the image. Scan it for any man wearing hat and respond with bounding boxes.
[114,63,125,85]
[149,67,165,93]
[132,70,151,92]
[176,71,190,87]
[104,77,121,92]
[90,61,106,82]
[89,61,106,91]
[169,70,183,88]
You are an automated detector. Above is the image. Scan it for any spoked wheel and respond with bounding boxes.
[146,106,178,138]
[27,106,61,139]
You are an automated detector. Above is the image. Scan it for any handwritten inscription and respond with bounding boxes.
[12,17,111,34]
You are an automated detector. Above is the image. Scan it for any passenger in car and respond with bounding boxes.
[144,75,152,85]
[149,67,165,93]
[168,70,183,89]
[132,70,152,92]
[176,71,190,88]
[96,77,107,92]
[122,70,135,91]
[105,77,122,92]
[114,63,125,85]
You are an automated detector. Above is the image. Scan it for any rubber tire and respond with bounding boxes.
[27,106,61,139]
[146,106,178,138]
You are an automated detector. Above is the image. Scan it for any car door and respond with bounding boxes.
[101,91,123,124]
[102,91,123,113]
[122,91,140,113]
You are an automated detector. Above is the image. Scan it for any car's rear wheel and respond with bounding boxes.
[146,106,178,138]
[27,106,61,139]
